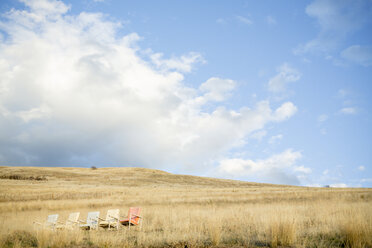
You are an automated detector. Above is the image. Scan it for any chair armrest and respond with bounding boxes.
[77,219,85,223]
[33,221,42,225]
[98,217,105,221]
[108,215,120,221]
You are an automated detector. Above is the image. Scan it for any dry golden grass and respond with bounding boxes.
[0,166,371,247]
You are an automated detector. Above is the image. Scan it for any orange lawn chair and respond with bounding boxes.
[120,207,142,229]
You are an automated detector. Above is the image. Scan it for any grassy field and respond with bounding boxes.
[0,166,371,248]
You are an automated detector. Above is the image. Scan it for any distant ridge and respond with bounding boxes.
[0,166,294,188]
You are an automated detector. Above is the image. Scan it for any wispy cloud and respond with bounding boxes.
[294,0,372,55]
[339,107,357,115]
[317,114,328,123]
[361,178,372,183]
[236,15,253,25]
[294,165,312,174]
[336,89,358,116]
[268,63,301,93]
[249,130,267,141]
[337,89,350,98]
[269,134,283,144]
[150,51,205,73]
[216,18,227,24]
[329,183,348,188]
[341,45,372,67]
[266,15,277,25]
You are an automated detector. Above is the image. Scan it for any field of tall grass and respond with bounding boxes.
[0,166,371,248]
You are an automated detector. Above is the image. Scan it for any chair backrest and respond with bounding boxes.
[128,207,141,225]
[106,209,119,222]
[47,214,59,225]
[87,211,100,226]
[67,212,80,225]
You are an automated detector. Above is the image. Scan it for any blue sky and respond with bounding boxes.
[0,0,371,187]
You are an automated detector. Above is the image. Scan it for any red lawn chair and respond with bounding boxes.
[120,207,142,229]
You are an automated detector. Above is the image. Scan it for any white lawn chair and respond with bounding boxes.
[79,211,100,230]
[56,212,80,230]
[99,209,120,230]
[34,214,59,230]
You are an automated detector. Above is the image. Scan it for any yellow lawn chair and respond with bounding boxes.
[99,209,120,230]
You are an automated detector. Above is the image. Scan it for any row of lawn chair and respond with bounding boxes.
[34,207,142,230]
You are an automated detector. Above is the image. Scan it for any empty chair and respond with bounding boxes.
[99,209,120,230]
[80,211,100,230]
[120,207,142,229]
[34,214,59,230]
[56,212,80,230]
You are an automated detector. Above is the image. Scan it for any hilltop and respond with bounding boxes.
[0,166,283,188]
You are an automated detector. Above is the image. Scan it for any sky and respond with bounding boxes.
[0,0,371,187]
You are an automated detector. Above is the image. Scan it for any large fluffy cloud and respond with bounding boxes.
[0,0,297,174]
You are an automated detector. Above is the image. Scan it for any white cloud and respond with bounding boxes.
[216,18,227,24]
[337,89,349,98]
[294,0,372,54]
[215,149,308,185]
[330,183,348,188]
[268,63,301,93]
[249,130,267,141]
[199,77,236,102]
[341,45,372,67]
[323,169,329,175]
[273,102,298,121]
[358,165,365,171]
[269,134,283,144]
[340,107,357,115]
[306,183,322,187]
[318,114,328,122]
[19,0,70,16]
[236,15,253,25]
[266,15,277,25]
[294,165,312,174]
[150,52,205,73]
[0,0,298,171]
